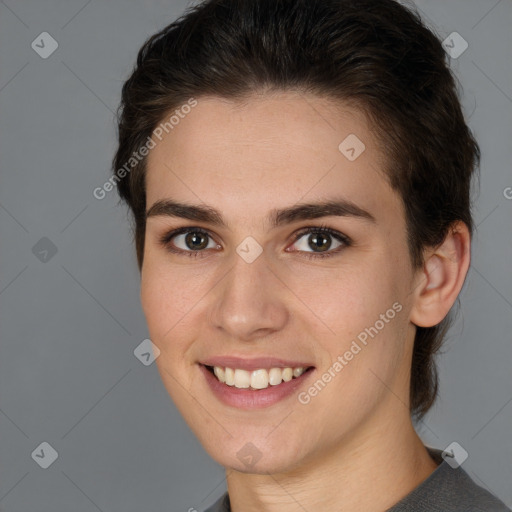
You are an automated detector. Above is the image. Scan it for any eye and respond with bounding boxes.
[159,224,351,260]
[159,227,220,258]
[287,225,351,259]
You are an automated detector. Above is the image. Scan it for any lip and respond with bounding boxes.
[199,363,315,409]
[201,356,313,371]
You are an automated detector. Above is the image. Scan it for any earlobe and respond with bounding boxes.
[410,222,471,328]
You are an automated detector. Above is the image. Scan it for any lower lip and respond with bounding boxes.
[199,364,315,409]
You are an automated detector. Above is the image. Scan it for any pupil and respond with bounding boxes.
[186,232,208,250]
[310,233,330,251]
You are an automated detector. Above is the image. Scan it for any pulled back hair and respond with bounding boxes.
[112,0,480,419]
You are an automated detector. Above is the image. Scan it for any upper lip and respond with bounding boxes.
[201,356,314,371]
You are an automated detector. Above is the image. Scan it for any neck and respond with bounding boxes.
[225,406,438,512]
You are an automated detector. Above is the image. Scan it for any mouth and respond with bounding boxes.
[198,358,315,410]
[203,364,315,390]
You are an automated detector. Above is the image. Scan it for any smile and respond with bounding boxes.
[200,362,315,409]
[208,365,309,390]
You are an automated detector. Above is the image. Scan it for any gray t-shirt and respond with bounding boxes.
[203,447,511,512]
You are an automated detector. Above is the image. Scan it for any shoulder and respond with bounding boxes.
[202,449,511,512]
[388,448,511,512]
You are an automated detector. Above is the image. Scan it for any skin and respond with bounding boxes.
[140,91,470,512]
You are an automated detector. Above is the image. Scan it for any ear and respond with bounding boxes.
[410,221,471,328]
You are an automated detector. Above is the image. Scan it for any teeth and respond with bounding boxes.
[213,366,225,383]
[282,367,293,382]
[293,367,305,378]
[211,365,308,390]
[268,368,283,386]
[234,369,251,388]
[250,369,269,389]
[225,367,235,386]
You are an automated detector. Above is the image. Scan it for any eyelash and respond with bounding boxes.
[158,224,352,260]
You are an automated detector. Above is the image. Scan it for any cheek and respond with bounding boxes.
[140,262,203,372]
[141,252,204,328]
[289,259,408,383]
[140,263,205,399]
[287,260,400,337]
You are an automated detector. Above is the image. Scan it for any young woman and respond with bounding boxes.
[112,0,510,510]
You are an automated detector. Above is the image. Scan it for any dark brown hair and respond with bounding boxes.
[112,0,480,419]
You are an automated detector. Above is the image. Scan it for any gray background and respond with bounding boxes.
[0,0,510,510]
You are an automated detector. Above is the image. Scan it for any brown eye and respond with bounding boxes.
[183,231,210,250]
[288,226,351,260]
[307,233,332,252]
[159,227,219,257]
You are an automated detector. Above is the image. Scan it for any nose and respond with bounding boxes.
[208,247,289,342]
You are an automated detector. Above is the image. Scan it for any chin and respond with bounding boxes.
[200,435,307,475]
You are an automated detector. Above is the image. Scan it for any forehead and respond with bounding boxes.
[144,92,400,228]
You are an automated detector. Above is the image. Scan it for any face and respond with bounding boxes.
[141,92,419,474]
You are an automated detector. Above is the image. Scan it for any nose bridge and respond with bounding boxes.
[209,243,288,339]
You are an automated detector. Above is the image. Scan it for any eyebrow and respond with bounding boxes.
[146,197,376,228]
